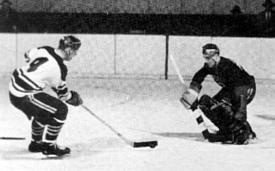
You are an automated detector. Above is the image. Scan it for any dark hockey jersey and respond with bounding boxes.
[190,57,254,91]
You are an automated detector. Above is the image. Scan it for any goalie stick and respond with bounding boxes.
[169,54,210,138]
[81,105,158,148]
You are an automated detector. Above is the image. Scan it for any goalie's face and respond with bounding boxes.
[203,54,216,68]
[203,49,219,68]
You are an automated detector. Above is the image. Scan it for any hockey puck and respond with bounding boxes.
[149,141,158,148]
[133,140,158,148]
[150,145,156,148]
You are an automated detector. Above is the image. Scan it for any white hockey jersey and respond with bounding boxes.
[9,46,69,99]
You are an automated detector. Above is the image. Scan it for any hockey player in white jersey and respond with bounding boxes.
[9,35,83,156]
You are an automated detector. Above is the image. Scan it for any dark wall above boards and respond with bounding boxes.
[1,12,274,37]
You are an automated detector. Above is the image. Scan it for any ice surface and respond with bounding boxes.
[1,76,275,171]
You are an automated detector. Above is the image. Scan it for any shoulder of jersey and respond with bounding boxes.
[31,46,63,62]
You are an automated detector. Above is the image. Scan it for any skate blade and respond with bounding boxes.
[42,153,70,160]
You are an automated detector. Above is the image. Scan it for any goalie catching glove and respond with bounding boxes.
[66,90,83,106]
[180,88,199,111]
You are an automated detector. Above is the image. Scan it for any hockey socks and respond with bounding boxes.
[31,119,45,142]
[45,118,64,142]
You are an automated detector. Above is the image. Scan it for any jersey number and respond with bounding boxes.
[27,57,48,72]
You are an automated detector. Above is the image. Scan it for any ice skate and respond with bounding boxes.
[28,141,44,152]
[42,143,70,156]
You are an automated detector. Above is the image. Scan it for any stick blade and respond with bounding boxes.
[133,141,158,148]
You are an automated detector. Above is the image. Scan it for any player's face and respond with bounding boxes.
[64,48,77,61]
[203,54,216,68]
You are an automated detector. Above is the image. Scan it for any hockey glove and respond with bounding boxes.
[180,88,199,111]
[66,91,83,106]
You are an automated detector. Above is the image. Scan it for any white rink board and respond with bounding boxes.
[66,34,115,75]
[0,34,17,74]
[15,34,115,75]
[1,33,275,79]
[116,35,165,75]
[169,36,275,80]
[168,36,212,77]
[15,34,65,67]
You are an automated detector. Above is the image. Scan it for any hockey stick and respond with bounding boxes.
[169,54,187,86]
[0,137,25,140]
[81,104,158,148]
[169,54,210,138]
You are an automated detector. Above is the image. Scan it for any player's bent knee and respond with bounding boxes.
[54,103,68,121]
[36,115,50,125]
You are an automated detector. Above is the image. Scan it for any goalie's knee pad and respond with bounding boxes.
[198,95,219,120]
[199,95,218,109]
[199,94,234,129]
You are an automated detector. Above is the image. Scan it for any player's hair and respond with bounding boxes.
[58,35,81,51]
[202,43,220,55]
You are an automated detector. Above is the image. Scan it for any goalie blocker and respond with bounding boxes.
[180,88,199,110]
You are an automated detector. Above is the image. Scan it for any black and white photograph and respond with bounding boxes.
[1,0,275,170]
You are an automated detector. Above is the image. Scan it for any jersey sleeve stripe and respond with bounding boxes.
[12,69,36,91]
[18,69,42,90]
[11,77,32,93]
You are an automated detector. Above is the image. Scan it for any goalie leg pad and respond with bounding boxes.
[198,95,234,131]
[198,94,219,122]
